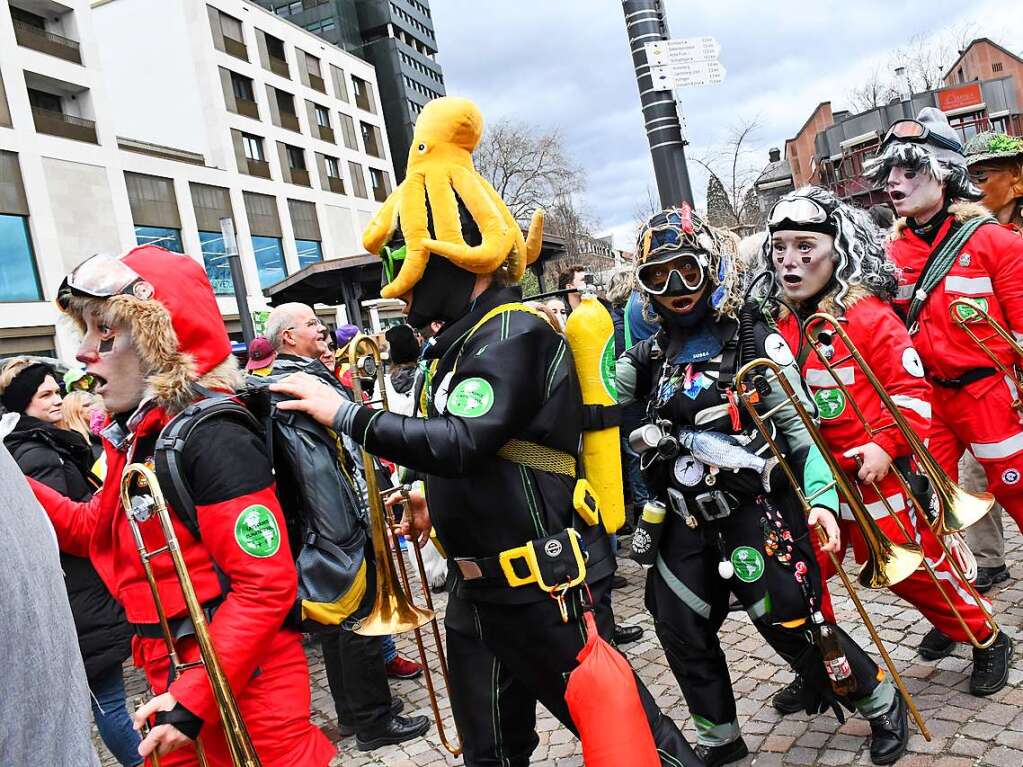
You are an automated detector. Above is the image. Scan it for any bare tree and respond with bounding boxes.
[474,119,582,223]
[888,22,981,94]
[693,118,765,235]
[847,63,900,112]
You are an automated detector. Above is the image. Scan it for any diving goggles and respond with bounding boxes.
[767,196,836,235]
[637,252,708,295]
[881,119,963,153]
[56,253,152,312]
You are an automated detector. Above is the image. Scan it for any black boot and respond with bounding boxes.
[694,737,749,767]
[975,564,1011,594]
[339,698,403,738]
[868,694,908,765]
[355,714,430,751]
[613,623,644,645]
[971,631,1013,696]
[918,626,956,660]
[772,675,805,715]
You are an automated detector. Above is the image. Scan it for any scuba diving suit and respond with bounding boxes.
[336,284,700,767]
[618,310,896,748]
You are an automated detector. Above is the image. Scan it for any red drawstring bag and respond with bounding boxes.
[565,610,661,766]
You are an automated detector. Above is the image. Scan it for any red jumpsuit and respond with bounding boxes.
[32,405,335,767]
[778,294,993,642]
[889,205,1023,532]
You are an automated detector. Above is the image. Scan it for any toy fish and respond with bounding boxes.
[678,429,779,491]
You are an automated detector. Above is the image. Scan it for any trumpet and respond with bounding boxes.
[802,312,1000,649]
[347,334,463,756]
[120,463,260,767]
[949,297,1023,413]
[734,358,930,741]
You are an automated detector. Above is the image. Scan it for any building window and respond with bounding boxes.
[135,226,184,253]
[296,239,322,268]
[369,167,391,202]
[993,62,1003,73]
[231,72,255,102]
[348,161,368,198]
[199,231,233,295]
[325,155,341,178]
[351,75,375,113]
[0,214,42,302]
[274,0,303,16]
[314,104,330,128]
[243,133,265,161]
[339,112,358,150]
[286,144,306,171]
[265,33,287,63]
[27,88,62,113]
[251,235,287,288]
[361,122,385,159]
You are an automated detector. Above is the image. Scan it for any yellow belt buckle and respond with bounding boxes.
[573,479,601,527]
[499,544,539,587]
[533,529,587,592]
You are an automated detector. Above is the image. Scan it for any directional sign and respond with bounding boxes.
[650,60,727,90]
[645,37,721,66]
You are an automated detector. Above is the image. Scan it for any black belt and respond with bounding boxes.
[132,600,222,640]
[930,367,997,388]
[455,529,612,584]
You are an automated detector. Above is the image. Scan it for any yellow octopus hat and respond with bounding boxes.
[363,96,544,299]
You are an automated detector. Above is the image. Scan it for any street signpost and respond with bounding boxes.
[645,36,726,91]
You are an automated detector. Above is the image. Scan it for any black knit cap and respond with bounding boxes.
[1,362,56,414]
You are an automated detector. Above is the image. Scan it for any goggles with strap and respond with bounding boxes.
[881,119,963,153]
[56,253,152,312]
[767,196,837,236]
[636,252,708,295]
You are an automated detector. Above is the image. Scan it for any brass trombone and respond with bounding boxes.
[799,313,1000,649]
[120,463,260,767]
[734,358,930,741]
[949,297,1023,413]
[347,334,464,756]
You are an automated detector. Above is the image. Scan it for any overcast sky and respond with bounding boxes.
[428,1,1023,247]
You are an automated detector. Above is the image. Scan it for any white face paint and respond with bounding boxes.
[885,165,944,220]
[771,231,835,305]
[76,309,147,415]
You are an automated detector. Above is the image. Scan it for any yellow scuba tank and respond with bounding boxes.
[565,294,625,533]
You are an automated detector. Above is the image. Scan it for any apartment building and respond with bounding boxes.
[0,0,394,358]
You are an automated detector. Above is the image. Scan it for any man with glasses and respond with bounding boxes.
[262,302,430,752]
[866,108,1023,663]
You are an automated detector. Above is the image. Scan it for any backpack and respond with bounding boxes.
[153,386,369,633]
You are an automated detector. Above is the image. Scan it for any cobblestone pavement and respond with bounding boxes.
[100,523,1023,767]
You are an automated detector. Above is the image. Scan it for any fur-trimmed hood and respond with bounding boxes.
[775,282,873,322]
[893,202,991,239]
[64,246,237,415]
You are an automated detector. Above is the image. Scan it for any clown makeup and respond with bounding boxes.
[886,165,944,222]
[75,308,148,415]
[771,231,836,305]
[970,161,1023,225]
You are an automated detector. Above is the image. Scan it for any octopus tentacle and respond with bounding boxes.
[422,166,513,273]
[362,188,400,254]
[424,168,465,247]
[524,208,544,266]
[381,172,430,299]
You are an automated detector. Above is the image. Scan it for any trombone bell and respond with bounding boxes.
[857,538,923,590]
[934,482,995,535]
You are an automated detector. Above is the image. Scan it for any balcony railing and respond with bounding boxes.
[269,55,289,78]
[290,168,310,187]
[327,176,345,194]
[223,36,248,61]
[308,73,326,94]
[317,124,334,143]
[279,111,300,132]
[236,97,259,120]
[246,158,272,179]
[32,107,97,143]
[13,20,82,64]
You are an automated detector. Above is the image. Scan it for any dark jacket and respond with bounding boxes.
[4,416,131,682]
[349,285,615,603]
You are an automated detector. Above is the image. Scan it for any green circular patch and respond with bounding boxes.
[600,334,618,401]
[814,388,847,420]
[953,297,988,323]
[446,377,495,418]
[731,546,765,583]
[234,505,281,558]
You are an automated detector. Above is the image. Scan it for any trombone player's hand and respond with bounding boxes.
[808,506,841,553]
[385,485,432,548]
[843,441,893,484]
[133,692,194,759]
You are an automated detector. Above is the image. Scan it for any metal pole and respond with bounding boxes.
[221,217,256,345]
[622,0,694,208]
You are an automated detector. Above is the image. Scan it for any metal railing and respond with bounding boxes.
[269,55,289,78]
[31,107,97,143]
[223,36,248,61]
[308,73,326,94]
[327,176,345,194]
[235,97,259,120]
[13,20,81,64]
[289,168,310,187]
[279,110,300,132]
[317,124,334,143]
[246,158,272,179]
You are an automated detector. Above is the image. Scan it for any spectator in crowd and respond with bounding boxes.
[246,335,277,377]
[383,324,421,417]
[0,442,100,767]
[60,389,107,479]
[557,263,591,312]
[264,303,428,750]
[0,358,139,766]
[544,297,569,330]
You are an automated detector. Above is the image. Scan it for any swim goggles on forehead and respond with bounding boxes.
[636,252,708,295]
[881,119,963,153]
[767,196,836,235]
[56,253,152,312]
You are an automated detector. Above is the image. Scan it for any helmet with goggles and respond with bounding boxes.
[635,204,718,296]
